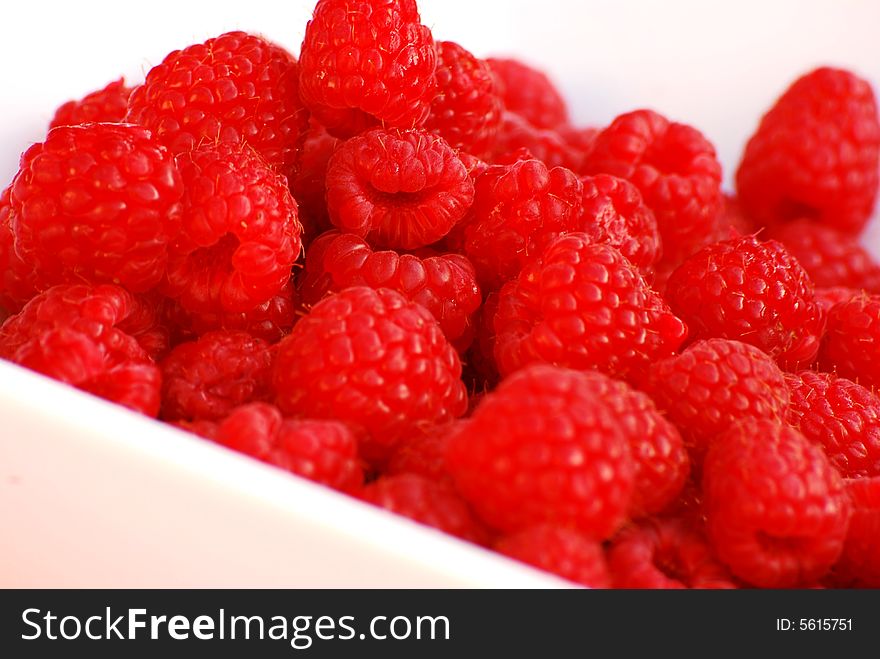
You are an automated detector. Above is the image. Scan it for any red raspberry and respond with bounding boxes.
[580,174,661,275]
[493,234,687,381]
[768,220,880,292]
[582,109,723,266]
[298,0,436,138]
[446,365,634,539]
[160,330,274,422]
[0,187,39,314]
[215,402,363,493]
[495,525,611,588]
[385,420,464,486]
[10,123,183,293]
[831,477,880,587]
[702,419,851,588]
[360,473,489,545]
[786,371,880,478]
[736,67,880,235]
[460,159,585,289]
[325,127,473,250]
[491,112,585,172]
[607,517,737,589]
[711,194,761,242]
[642,338,790,463]
[576,371,689,517]
[50,78,132,128]
[814,286,859,315]
[486,58,568,130]
[126,31,308,178]
[164,142,301,315]
[424,41,503,158]
[173,418,220,441]
[666,235,823,369]
[557,124,598,160]
[0,284,161,416]
[819,293,880,389]
[298,230,481,351]
[164,281,297,345]
[273,286,467,456]
[290,121,341,245]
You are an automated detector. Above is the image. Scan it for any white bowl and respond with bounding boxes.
[1,0,879,586]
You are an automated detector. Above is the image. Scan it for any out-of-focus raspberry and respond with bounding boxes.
[814,286,860,315]
[490,112,586,171]
[10,123,183,293]
[50,78,133,128]
[486,57,569,130]
[642,338,790,465]
[360,473,490,545]
[215,402,363,493]
[325,127,474,250]
[830,477,880,587]
[273,286,467,457]
[582,109,723,267]
[493,234,687,382]
[298,0,437,138]
[702,419,851,588]
[290,120,341,246]
[0,284,161,416]
[385,420,464,487]
[446,365,634,539]
[736,67,880,234]
[819,292,880,389]
[164,142,301,315]
[160,330,274,422]
[495,525,611,588]
[607,517,738,589]
[126,31,308,178]
[0,187,39,314]
[298,230,481,351]
[424,41,503,158]
[666,235,823,370]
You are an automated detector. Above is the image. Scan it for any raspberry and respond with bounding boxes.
[702,419,851,588]
[0,187,39,314]
[0,284,161,416]
[582,109,723,266]
[831,477,880,587]
[665,235,823,369]
[736,67,880,234]
[491,112,585,172]
[493,234,687,381]
[164,281,297,345]
[785,371,880,479]
[50,78,132,128]
[486,58,568,130]
[160,330,274,422]
[768,220,880,292]
[290,121,341,245]
[557,124,598,160]
[819,293,880,389]
[580,174,661,275]
[298,230,481,351]
[642,339,790,463]
[460,158,588,289]
[325,127,473,250]
[711,194,760,242]
[273,286,467,456]
[215,402,363,493]
[385,420,463,486]
[607,517,737,589]
[126,31,308,178]
[815,286,859,315]
[10,123,183,293]
[445,365,634,539]
[164,142,301,315]
[575,371,689,517]
[424,41,503,158]
[495,525,611,588]
[298,0,436,138]
[360,473,489,545]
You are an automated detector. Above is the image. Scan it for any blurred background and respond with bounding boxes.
[1,0,878,189]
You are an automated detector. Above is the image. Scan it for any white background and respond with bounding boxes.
[1,0,879,191]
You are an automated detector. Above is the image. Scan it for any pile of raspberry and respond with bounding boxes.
[2,0,880,589]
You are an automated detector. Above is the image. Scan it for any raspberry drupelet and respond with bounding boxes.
[50,78,133,128]
[298,0,437,138]
[325,127,474,250]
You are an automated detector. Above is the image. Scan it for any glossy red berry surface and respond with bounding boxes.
[50,78,133,128]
